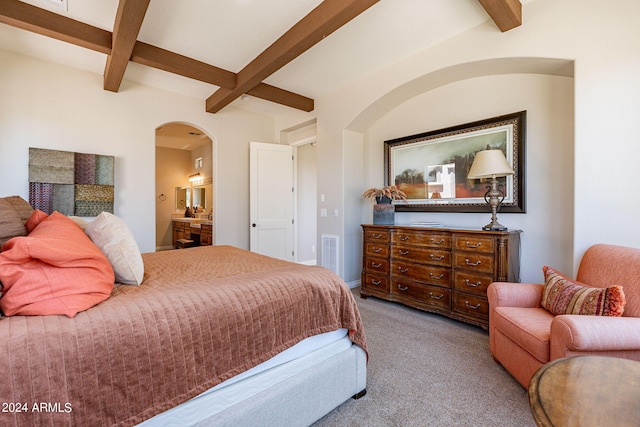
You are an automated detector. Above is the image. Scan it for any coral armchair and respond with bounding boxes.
[488,244,640,388]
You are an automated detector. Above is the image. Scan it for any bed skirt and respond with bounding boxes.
[139,340,367,426]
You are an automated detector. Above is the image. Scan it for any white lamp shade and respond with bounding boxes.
[467,150,514,179]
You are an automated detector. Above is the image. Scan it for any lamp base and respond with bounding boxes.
[482,221,508,231]
[481,178,509,231]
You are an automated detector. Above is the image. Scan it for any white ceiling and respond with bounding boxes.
[1,0,531,117]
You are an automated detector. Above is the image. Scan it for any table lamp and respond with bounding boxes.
[467,149,514,231]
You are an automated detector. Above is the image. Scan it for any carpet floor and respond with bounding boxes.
[313,288,536,427]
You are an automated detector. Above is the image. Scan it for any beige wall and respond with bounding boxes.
[2,0,638,281]
[295,143,317,263]
[306,0,639,283]
[155,147,191,249]
[357,74,574,284]
[0,49,276,252]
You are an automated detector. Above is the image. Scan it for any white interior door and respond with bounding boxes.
[250,142,294,261]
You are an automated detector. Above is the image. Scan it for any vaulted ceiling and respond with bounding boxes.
[0,0,525,116]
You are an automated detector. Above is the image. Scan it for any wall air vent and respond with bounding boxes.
[321,234,339,275]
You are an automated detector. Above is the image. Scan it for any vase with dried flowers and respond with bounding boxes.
[362,185,407,225]
[361,185,407,204]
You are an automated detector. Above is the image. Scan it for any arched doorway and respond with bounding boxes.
[155,122,214,250]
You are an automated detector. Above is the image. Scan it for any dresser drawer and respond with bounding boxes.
[365,230,390,243]
[452,293,489,319]
[364,257,389,275]
[453,235,495,254]
[391,261,451,286]
[392,245,451,267]
[453,252,495,275]
[392,231,451,249]
[391,279,451,310]
[365,242,390,258]
[361,224,520,330]
[362,273,390,293]
[453,271,494,295]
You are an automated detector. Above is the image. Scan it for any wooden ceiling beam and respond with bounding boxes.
[0,0,314,112]
[104,0,151,92]
[477,0,522,32]
[206,0,379,113]
[131,43,313,110]
[0,0,111,54]
[130,42,237,90]
[247,84,314,112]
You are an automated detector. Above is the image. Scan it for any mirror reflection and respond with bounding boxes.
[176,185,210,211]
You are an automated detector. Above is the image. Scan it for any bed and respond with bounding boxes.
[0,198,367,427]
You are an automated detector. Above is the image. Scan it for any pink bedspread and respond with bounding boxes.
[0,245,367,426]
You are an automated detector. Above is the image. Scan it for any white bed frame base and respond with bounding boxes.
[140,343,366,427]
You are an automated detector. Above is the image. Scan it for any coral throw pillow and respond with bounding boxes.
[24,209,49,233]
[0,212,115,317]
[541,266,625,316]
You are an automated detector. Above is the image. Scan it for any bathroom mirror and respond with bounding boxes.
[192,187,206,210]
[176,185,209,211]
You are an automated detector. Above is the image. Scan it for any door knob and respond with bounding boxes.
[252,223,257,227]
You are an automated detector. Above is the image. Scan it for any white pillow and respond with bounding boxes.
[68,216,90,230]
[85,212,144,285]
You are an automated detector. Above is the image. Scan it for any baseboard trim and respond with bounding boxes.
[298,259,317,266]
[346,279,360,289]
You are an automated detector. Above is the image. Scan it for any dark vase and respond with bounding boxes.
[375,196,393,204]
[373,202,395,225]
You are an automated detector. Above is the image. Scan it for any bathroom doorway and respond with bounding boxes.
[155,123,214,251]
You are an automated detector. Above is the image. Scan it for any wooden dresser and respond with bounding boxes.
[361,224,521,328]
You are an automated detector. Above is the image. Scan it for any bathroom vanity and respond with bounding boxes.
[172,218,213,248]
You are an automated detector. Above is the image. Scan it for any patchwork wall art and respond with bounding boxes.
[29,148,115,217]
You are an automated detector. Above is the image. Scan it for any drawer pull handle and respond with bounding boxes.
[429,273,444,279]
[431,239,445,244]
[371,262,382,268]
[399,250,410,255]
[399,235,410,241]
[465,258,481,267]
[398,267,409,273]
[397,284,409,291]
[372,247,382,253]
[430,254,444,260]
[372,279,382,286]
[429,292,444,300]
[372,233,383,239]
[465,301,481,310]
[464,279,482,287]
[465,241,482,248]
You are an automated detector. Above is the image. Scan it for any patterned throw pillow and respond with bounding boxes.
[541,266,625,316]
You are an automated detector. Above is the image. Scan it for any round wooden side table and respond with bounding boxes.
[529,356,640,427]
